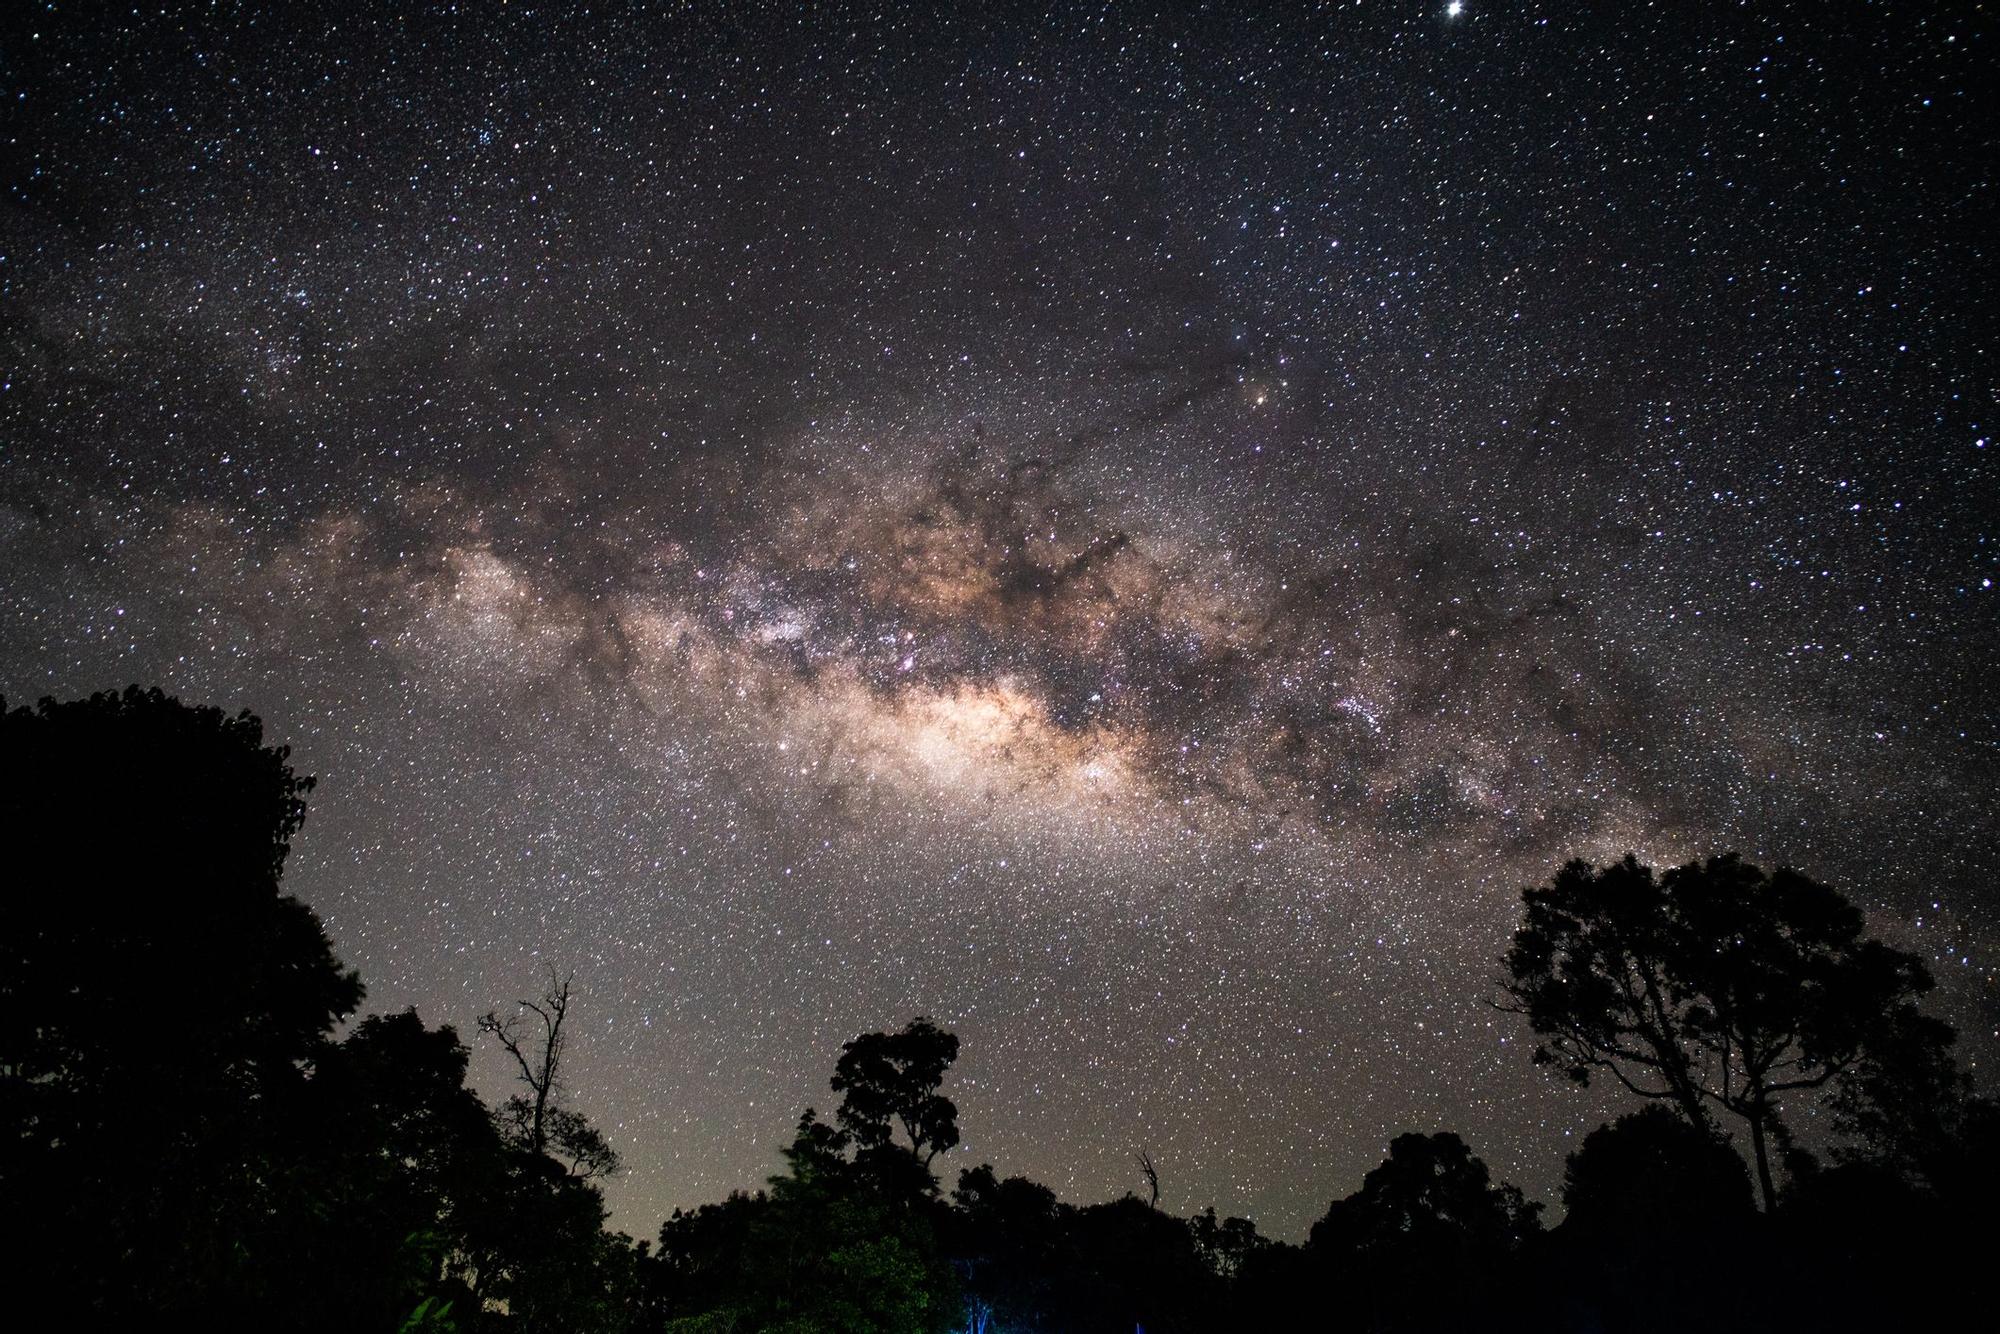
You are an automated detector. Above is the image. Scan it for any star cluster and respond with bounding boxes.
[2,2,1993,1235]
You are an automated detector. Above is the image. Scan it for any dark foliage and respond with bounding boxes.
[1562,1103,1754,1230]
[831,1015,962,1195]
[1305,1132,1541,1333]
[1,688,638,1331]
[5,689,1993,1333]
[267,1009,507,1331]
[1543,1107,1756,1332]
[0,687,362,1324]
[1501,853,1938,1209]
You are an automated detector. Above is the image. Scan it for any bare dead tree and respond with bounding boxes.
[1134,1147,1160,1208]
[478,965,621,1180]
[478,964,575,1159]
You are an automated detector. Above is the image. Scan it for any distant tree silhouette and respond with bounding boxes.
[754,1109,959,1332]
[1827,1004,1987,1191]
[272,1009,506,1331]
[830,1016,961,1193]
[651,1109,958,1330]
[646,1024,967,1333]
[1562,1104,1754,1231]
[1307,1133,1540,1333]
[13,696,1993,1334]
[1500,853,1939,1210]
[0,686,361,1321]
[650,1191,769,1326]
[1310,1132,1541,1257]
[1545,1109,1761,1334]
[458,1148,641,1334]
[1189,1206,1267,1280]
[470,966,637,1330]
[480,964,621,1180]
[1133,1146,1161,1207]
[949,1164,1065,1332]
[1056,1194,1219,1334]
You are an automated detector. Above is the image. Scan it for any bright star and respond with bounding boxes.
[1446,1,1463,15]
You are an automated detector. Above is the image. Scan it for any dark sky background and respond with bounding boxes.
[3,1,1994,1237]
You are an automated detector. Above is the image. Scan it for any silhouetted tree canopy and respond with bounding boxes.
[5,692,1991,1334]
[1501,853,1939,1210]
[1827,1004,1989,1191]
[831,1015,961,1188]
[950,1164,1065,1331]
[268,1009,507,1332]
[1561,1104,1754,1232]
[465,968,637,1333]
[0,690,649,1330]
[1310,1132,1541,1258]
[649,1111,959,1329]
[0,687,362,1321]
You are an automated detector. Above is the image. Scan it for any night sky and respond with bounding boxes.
[3,2,1994,1237]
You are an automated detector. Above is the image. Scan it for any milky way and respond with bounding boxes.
[3,3,1994,1235]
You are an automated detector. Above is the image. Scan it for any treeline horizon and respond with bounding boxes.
[3,686,1993,1333]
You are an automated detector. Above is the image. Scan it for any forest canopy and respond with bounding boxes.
[2,687,1991,1333]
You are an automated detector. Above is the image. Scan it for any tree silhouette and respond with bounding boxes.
[1307,1133,1540,1334]
[830,1015,961,1191]
[272,1009,506,1331]
[1310,1132,1541,1258]
[463,967,639,1329]
[480,964,621,1180]
[1133,1146,1161,1208]
[1189,1206,1267,1281]
[8,697,1992,1334]
[0,686,362,1319]
[1500,853,1938,1210]
[950,1164,1065,1332]
[1057,1195,1219,1334]
[1827,1005,1980,1189]
[1562,1104,1754,1231]
[755,1110,960,1332]
[1549,1108,1760,1333]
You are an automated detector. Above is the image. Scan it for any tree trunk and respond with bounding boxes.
[1747,1108,1778,1213]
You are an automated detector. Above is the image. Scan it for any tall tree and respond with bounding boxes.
[1500,853,1940,1210]
[830,1016,961,1190]
[0,686,362,1319]
[471,966,636,1331]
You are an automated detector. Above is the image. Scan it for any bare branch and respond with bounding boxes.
[1133,1147,1160,1208]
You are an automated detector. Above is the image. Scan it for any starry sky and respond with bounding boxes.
[3,2,1995,1237]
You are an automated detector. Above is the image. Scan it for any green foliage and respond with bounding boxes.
[650,1035,969,1334]
[660,1314,741,1334]
[398,1296,460,1334]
